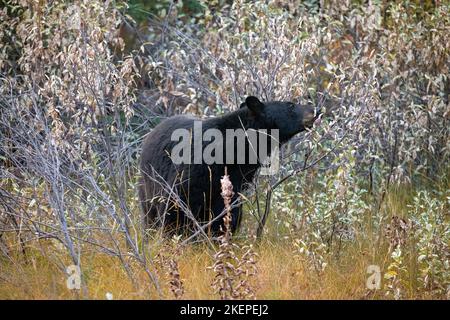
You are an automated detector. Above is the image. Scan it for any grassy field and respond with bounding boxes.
[1,180,447,300]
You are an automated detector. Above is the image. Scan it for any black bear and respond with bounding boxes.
[139,96,317,236]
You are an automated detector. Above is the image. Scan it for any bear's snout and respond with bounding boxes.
[302,106,317,128]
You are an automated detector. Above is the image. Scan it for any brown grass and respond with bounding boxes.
[1,237,447,300]
[1,176,448,300]
[0,235,404,300]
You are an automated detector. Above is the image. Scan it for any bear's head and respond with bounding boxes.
[240,96,319,142]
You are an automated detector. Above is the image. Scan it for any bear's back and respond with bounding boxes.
[141,115,197,159]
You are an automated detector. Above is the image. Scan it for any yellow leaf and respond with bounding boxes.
[384,270,397,279]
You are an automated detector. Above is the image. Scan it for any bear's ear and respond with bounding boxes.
[245,96,264,115]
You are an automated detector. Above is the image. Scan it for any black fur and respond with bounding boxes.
[139,96,316,236]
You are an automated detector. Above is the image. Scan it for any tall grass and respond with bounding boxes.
[0,177,448,299]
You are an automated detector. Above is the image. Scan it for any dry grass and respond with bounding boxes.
[0,239,444,300]
[1,184,444,301]
[0,240,371,300]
